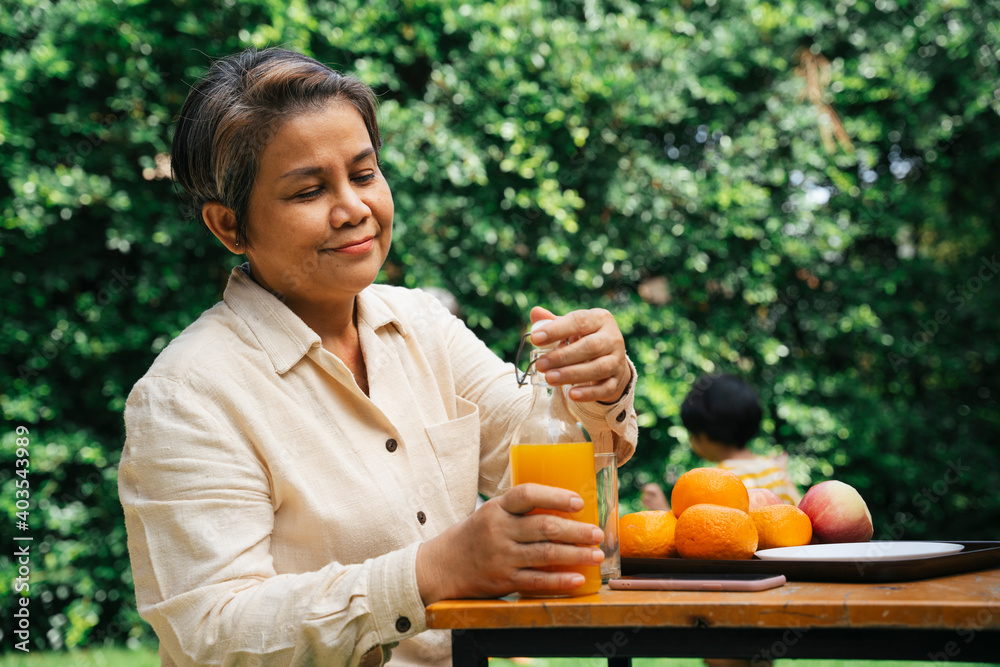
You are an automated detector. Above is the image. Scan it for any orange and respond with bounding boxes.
[750,504,813,550]
[674,503,758,560]
[670,467,750,518]
[619,511,678,558]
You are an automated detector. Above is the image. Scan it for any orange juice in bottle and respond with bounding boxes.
[509,322,602,597]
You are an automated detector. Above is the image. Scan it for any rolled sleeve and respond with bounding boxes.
[572,356,638,465]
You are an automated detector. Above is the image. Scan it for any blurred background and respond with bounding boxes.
[2,0,999,657]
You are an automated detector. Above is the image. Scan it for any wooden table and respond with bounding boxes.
[425,569,1000,665]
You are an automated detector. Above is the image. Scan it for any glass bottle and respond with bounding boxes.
[509,323,602,597]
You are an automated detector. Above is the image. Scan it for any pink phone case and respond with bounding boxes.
[608,574,786,591]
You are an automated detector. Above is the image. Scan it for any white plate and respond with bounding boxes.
[754,541,965,562]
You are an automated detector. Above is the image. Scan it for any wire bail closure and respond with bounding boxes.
[514,331,534,387]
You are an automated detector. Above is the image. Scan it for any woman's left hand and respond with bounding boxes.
[529,305,631,403]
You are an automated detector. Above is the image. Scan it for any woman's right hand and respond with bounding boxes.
[415,483,605,604]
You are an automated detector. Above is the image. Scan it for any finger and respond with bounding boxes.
[535,322,622,374]
[531,309,606,347]
[515,540,606,569]
[500,483,584,516]
[536,334,606,372]
[528,311,559,347]
[510,569,588,593]
[529,305,557,325]
[566,376,624,403]
[539,353,619,387]
[513,512,605,546]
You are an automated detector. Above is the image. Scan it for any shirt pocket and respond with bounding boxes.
[425,396,481,514]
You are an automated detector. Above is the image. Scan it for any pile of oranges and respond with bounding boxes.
[620,468,813,560]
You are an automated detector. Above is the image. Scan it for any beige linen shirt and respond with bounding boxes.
[119,265,638,667]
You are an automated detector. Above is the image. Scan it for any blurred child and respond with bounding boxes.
[682,373,801,505]
[641,374,801,511]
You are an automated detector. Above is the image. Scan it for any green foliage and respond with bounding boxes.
[2,0,998,651]
[0,646,160,667]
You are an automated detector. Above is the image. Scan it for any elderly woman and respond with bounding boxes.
[119,47,637,667]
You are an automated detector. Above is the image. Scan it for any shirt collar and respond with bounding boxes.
[356,285,410,339]
[223,264,406,374]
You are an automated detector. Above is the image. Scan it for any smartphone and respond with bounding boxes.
[608,573,786,592]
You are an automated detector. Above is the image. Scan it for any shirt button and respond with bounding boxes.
[417,511,426,524]
[385,438,398,453]
[616,410,627,423]
[395,616,411,633]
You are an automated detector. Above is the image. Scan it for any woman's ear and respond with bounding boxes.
[202,202,242,254]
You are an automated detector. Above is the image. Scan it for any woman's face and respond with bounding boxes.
[243,102,393,308]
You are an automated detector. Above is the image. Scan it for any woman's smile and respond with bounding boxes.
[326,234,376,255]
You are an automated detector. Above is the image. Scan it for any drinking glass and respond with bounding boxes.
[594,452,621,582]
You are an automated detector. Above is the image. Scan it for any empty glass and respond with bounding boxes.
[595,452,621,583]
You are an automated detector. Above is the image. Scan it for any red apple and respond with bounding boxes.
[748,488,784,510]
[797,480,873,544]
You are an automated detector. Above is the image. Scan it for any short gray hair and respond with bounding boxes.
[170,47,381,247]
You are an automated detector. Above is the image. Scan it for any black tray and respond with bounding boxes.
[621,541,1000,583]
